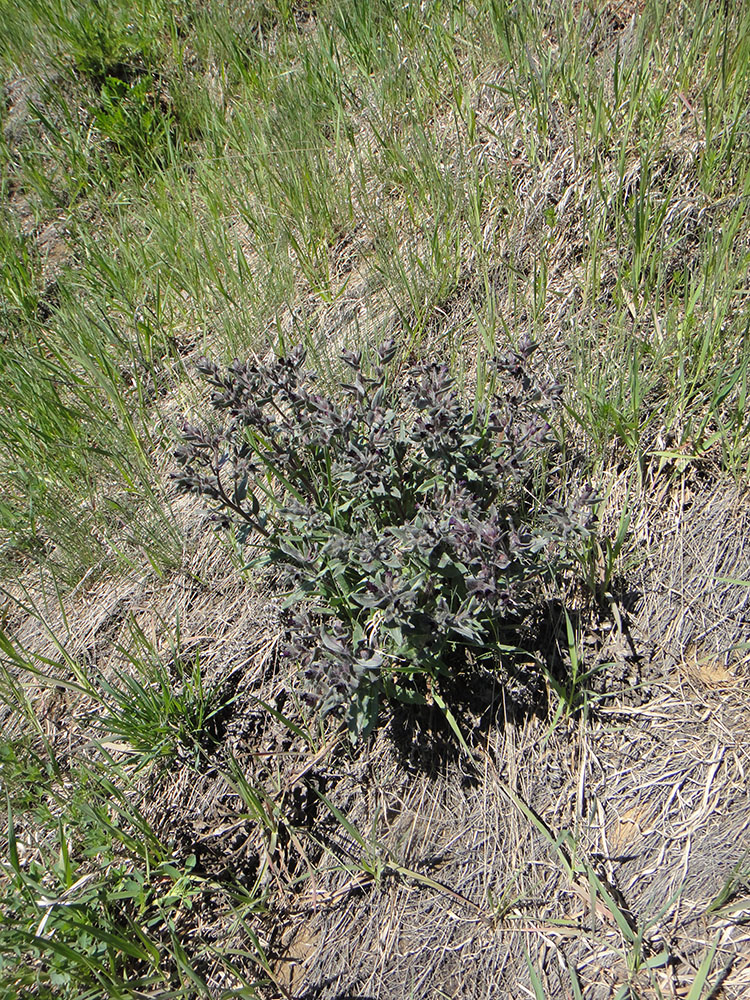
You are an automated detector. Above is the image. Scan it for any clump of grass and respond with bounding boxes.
[0,614,269,998]
[0,755,268,999]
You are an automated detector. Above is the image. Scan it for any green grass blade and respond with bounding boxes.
[686,935,720,1000]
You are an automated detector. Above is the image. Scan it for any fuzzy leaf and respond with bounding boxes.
[176,343,591,741]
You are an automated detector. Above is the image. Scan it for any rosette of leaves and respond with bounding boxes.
[174,339,594,739]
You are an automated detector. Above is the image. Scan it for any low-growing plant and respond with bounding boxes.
[93,75,173,170]
[174,340,594,739]
[58,0,157,84]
